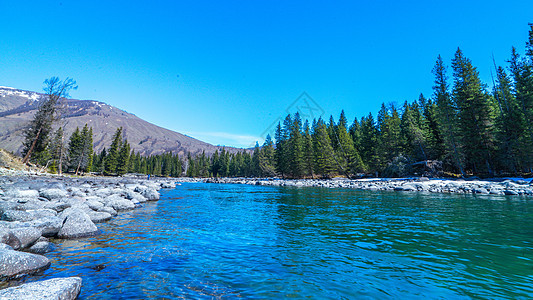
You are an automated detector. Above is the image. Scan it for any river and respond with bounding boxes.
[23,183,533,299]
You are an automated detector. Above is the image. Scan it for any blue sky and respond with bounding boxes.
[1,1,532,148]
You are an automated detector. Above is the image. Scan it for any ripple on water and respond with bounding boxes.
[12,183,533,299]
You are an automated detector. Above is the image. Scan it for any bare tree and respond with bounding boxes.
[22,77,77,164]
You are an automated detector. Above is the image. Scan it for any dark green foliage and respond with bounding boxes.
[67,124,94,174]
[259,135,276,177]
[48,127,66,174]
[451,48,496,175]
[116,139,130,176]
[312,118,336,178]
[433,55,465,175]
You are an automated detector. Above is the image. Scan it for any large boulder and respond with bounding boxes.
[125,190,147,203]
[104,195,135,211]
[10,227,42,249]
[4,189,39,200]
[135,187,160,201]
[0,228,21,250]
[29,216,63,237]
[98,206,117,216]
[1,209,57,222]
[57,209,99,239]
[86,211,112,223]
[38,188,68,201]
[0,277,82,300]
[44,201,71,213]
[0,202,21,214]
[0,249,50,278]
[86,198,104,211]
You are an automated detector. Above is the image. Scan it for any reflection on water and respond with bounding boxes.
[10,183,533,299]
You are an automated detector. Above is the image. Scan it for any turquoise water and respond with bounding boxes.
[28,183,533,298]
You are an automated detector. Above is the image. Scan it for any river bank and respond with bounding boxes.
[0,167,176,299]
[199,176,533,196]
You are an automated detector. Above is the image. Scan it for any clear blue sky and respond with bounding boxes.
[1,1,532,148]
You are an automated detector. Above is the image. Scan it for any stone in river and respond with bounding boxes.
[86,211,112,223]
[0,249,50,278]
[10,227,42,249]
[38,188,68,200]
[0,229,21,250]
[57,209,99,239]
[0,277,82,300]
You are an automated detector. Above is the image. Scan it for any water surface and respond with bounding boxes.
[24,183,533,298]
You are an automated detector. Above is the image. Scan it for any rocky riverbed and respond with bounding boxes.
[0,168,176,299]
[202,177,533,196]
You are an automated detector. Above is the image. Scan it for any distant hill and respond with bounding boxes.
[0,86,243,156]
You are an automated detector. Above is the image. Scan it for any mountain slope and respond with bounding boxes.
[0,87,242,156]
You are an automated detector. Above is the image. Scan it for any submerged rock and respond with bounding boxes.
[0,249,50,278]
[0,277,82,300]
[28,241,54,254]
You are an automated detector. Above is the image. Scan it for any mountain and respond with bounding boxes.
[0,86,243,156]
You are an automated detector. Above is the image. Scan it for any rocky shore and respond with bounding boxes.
[0,168,176,299]
[202,177,533,196]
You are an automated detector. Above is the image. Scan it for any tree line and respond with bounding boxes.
[188,25,533,178]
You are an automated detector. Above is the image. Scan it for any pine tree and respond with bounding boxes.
[433,55,465,175]
[334,111,365,175]
[252,143,261,177]
[49,127,66,174]
[419,95,445,160]
[375,103,402,172]
[287,112,304,178]
[359,113,379,171]
[67,127,82,172]
[452,48,495,175]
[312,118,336,178]
[67,124,93,175]
[509,47,533,172]
[400,100,429,161]
[259,135,276,177]
[274,121,289,177]
[302,121,315,178]
[105,127,123,175]
[493,66,525,173]
[116,139,131,176]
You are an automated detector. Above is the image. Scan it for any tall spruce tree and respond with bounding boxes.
[288,112,304,178]
[105,127,123,175]
[259,135,276,177]
[334,111,365,175]
[116,139,131,176]
[49,127,66,174]
[452,48,495,175]
[302,121,315,178]
[433,55,465,175]
[312,118,336,178]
